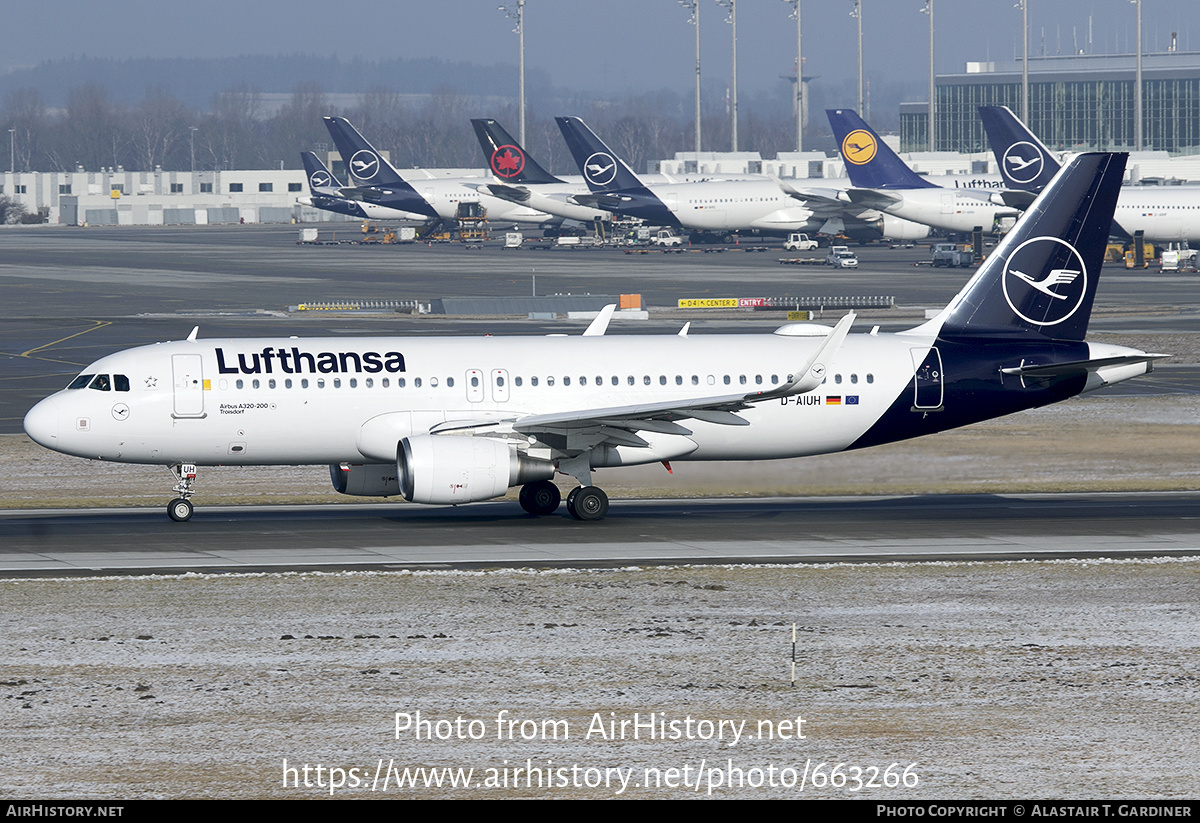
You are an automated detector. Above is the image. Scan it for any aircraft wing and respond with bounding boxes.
[569,192,630,211]
[433,313,855,448]
[839,188,903,209]
[778,184,859,218]
[988,189,1039,210]
[479,183,532,204]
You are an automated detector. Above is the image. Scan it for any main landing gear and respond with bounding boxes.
[518,479,609,518]
[517,480,610,521]
[167,462,197,522]
[566,486,609,521]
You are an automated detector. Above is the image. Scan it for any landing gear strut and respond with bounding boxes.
[167,463,197,522]
[519,480,561,515]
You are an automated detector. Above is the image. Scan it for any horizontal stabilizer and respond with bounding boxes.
[1000,353,1168,377]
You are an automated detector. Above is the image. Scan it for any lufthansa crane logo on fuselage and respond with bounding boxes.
[309,170,332,188]
[841,130,877,165]
[349,150,380,181]
[1002,236,1088,327]
[584,152,618,187]
[1002,142,1045,184]
[490,145,526,179]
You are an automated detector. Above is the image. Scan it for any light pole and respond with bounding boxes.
[850,0,863,117]
[189,126,197,176]
[498,1,526,145]
[1016,0,1028,123]
[1131,0,1142,150]
[716,0,738,152]
[679,1,702,157]
[921,0,934,151]
[783,0,803,152]
[8,128,13,173]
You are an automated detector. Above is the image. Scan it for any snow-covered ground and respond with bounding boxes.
[2,559,1197,798]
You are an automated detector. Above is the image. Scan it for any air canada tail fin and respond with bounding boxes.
[826,109,938,190]
[554,116,647,193]
[979,106,1061,192]
[301,151,342,192]
[471,119,562,185]
[935,152,1126,342]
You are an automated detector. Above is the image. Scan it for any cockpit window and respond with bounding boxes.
[88,374,111,392]
[114,374,130,392]
[68,374,95,389]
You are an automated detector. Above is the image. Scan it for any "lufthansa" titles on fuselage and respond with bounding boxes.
[215,347,406,376]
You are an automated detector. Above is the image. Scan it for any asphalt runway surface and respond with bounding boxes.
[2,492,1198,576]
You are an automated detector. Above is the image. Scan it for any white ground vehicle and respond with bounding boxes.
[651,230,684,247]
[784,233,818,251]
[826,245,859,268]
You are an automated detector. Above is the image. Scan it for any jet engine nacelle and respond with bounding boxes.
[329,463,402,497]
[879,214,931,241]
[398,435,554,505]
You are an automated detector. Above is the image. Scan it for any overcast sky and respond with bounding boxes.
[4,0,1196,98]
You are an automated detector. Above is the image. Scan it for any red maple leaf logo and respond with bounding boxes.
[491,146,524,177]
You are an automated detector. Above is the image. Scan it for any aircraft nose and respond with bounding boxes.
[23,397,60,449]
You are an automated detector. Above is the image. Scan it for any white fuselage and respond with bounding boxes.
[664,179,815,232]
[409,176,554,225]
[875,187,1018,234]
[1113,187,1200,243]
[23,331,926,469]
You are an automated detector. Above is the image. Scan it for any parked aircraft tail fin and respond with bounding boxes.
[554,116,648,193]
[979,106,1061,192]
[471,119,562,185]
[826,108,938,190]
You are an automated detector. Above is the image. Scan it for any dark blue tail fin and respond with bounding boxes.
[979,106,1060,192]
[937,152,1126,342]
[322,116,437,218]
[554,116,648,193]
[301,151,342,192]
[471,119,562,185]
[323,116,412,189]
[826,109,938,190]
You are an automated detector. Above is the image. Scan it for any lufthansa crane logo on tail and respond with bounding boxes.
[349,150,380,181]
[1002,141,1045,184]
[841,130,877,165]
[584,152,618,186]
[490,145,526,179]
[308,170,332,188]
[1002,236,1088,326]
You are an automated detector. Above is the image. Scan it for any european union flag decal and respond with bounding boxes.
[846,396,859,405]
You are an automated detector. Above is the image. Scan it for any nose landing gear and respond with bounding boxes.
[167,463,198,522]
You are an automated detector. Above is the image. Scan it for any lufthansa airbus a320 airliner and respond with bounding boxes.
[24,153,1162,522]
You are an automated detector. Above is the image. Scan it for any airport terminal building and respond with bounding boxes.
[901,50,1200,155]
[0,160,486,226]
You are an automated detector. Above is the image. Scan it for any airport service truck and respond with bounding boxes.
[784,233,818,251]
[650,229,684,247]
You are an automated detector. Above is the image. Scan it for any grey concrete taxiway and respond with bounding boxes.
[2,492,1198,576]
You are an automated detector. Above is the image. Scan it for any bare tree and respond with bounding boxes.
[131,86,188,171]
